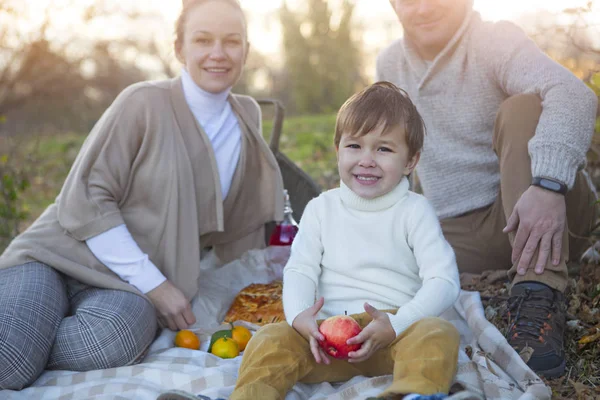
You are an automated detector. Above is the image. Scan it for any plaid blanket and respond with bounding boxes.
[1,250,551,400]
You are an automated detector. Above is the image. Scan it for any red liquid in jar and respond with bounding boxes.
[269,223,299,246]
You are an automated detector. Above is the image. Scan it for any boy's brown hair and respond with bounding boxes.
[334,81,425,158]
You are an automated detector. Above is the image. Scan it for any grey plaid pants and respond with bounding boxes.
[0,262,157,390]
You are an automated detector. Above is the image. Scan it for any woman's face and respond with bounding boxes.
[176,1,248,94]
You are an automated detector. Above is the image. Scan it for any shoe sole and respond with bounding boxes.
[535,359,566,379]
[157,391,198,400]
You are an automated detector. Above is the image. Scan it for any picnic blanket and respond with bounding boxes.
[1,248,551,400]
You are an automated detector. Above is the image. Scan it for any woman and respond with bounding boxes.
[0,0,283,390]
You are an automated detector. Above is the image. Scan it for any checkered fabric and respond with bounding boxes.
[0,262,157,390]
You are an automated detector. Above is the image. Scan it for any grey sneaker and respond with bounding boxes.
[507,282,567,378]
[157,391,225,400]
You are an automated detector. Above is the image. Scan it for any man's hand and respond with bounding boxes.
[503,185,566,275]
[292,297,331,364]
[346,303,396,363]
[146,280,196,331]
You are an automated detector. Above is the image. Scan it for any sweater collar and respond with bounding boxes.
[181,68,230,123]
[339,178,409,212]
[403,0,477,87]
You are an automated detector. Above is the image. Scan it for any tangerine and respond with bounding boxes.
[174,330,200,350]
[231,325,252,351]
[211,337,240,359]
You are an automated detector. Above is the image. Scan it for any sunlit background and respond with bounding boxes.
[20,0,599,64]
[1,0,599,263]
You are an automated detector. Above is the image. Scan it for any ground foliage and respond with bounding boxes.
[462,262,600,399]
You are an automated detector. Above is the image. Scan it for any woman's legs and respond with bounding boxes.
[48,277,157,371]
[0,262,68,390]
[0,261,157,390]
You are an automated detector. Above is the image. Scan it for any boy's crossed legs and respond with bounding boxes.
[230,314,460,400]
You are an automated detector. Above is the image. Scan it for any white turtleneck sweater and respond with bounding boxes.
[283,179,460,337]
[86,69,242,294]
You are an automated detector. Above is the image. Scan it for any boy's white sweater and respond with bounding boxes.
[283,178,460,337]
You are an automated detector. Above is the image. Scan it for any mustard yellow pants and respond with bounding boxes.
[230,315,460,400]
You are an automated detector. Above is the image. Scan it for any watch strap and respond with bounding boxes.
[531,177,568,195]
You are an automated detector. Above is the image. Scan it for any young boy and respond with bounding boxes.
[159,83,465,400]
[227,82,463,400]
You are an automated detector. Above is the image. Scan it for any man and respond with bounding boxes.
[377,0,598,378]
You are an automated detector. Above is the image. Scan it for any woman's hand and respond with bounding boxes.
[346,303,396,363]
[146,280,196,331]
[292,297,331,364]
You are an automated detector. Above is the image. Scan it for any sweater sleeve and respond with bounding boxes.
[282,199,323,325]
[387,197,460,336]
[482,21,598,188]
[86,224,166,294]
[56,84,149,240]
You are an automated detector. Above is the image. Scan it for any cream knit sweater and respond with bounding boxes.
[283,179,460,337]
[376,5,598,219]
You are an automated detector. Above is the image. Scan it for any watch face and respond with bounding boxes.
[541,179,561,192]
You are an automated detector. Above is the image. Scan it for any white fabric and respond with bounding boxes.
[181,68,241,199]
[3,250,551,400]
[283,178,460,336]
[376,4,598,219]
[86,224,166,294]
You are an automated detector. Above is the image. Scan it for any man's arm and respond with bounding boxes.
[481,22,597,273]
[483,21,597,188]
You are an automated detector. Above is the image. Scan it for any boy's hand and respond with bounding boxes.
[292,297,331,365]
[346,303,396,363]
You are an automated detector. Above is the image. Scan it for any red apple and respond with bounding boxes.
[318,315,362,359]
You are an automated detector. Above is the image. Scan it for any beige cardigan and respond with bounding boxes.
[0,78,284,300]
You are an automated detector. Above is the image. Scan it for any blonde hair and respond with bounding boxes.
[334,81,425,158]
[175,0,248,50]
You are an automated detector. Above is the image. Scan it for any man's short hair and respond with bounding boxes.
[334,81,425,158]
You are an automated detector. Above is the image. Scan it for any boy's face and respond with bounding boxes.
[337,123,419,199]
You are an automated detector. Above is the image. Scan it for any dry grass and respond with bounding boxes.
[462,262,600,399]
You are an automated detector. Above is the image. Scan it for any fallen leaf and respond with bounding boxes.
[464,345,473,359]
[518,345,534,364]
[577,328,600,347]
[485,305,498,320]
[568,295,582,316]
[568,379,594,399]
[567,320,584,332]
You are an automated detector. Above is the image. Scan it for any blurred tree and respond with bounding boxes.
[278,0,365,115]
[0,0,167,133]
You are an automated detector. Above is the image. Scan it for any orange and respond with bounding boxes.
[174,330,200,350]
[231,325,252,351]
[211,337,240,359]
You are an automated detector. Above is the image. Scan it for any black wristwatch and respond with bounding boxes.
[531,177,568,195]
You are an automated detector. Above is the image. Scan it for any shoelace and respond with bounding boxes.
[506,289,556,343]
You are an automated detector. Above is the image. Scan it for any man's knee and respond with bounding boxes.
[494,94,542,148]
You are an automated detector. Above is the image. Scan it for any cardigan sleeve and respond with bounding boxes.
[480,21,597,188]
[282,199,323,325]
[387,196,460,336]
[56,84,149,241]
